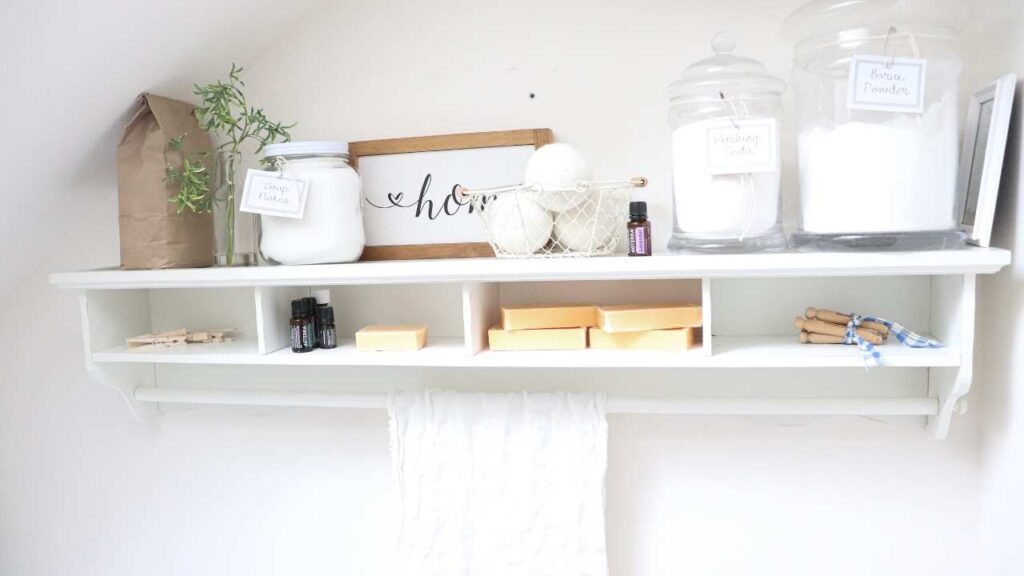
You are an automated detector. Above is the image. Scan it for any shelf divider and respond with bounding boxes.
[255,286,308,354]
[462,282,499,355]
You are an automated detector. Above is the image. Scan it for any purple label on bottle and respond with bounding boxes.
[631,228,647,255]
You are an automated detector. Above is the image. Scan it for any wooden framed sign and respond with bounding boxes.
[351,128,553,261]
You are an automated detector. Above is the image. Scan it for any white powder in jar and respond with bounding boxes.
[797,95,958,234]
[260,157,365,265]
[671,118,780,237]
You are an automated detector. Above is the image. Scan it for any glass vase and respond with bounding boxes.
[213,150,258,266]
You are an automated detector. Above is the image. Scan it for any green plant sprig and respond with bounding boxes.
[193,64,294,154]
[165,135,212,213]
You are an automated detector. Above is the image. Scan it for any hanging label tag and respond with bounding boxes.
[705,118,778,175]
[847,55,927,113]
[239,170,309,219]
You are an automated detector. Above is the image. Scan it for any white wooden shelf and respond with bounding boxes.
[471,338,957,368]
[92,338,467,366]
[90,336,957,368]
[50,248,1010,289]
[52,248,1011,439]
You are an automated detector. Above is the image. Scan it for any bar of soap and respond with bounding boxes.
[589,327,694,351]
[356,325,427,351]
[488,326,587,351]
[597,304,702,333]
[500,305,598,330]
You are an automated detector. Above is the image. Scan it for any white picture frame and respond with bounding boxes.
[958,73,1017,247]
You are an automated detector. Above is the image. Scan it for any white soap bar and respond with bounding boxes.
[597,304,702,333]
[356,325,428,351]
[501,305,598,330]
[488,326,587,351]
[589,327,695,351]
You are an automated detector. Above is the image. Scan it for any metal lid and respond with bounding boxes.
[668,32,786,103]
[262,141,349,159]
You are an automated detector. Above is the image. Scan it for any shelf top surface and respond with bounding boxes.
[91,336,959,369]
[50,247,1011,290]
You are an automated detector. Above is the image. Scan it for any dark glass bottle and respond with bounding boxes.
[317,306,337,349]
[290,299,315,353]
[303,296,319,348]
[628,201,652,256]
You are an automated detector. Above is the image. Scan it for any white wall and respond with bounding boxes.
[965,0,1024,573]
[1,0,1021,574]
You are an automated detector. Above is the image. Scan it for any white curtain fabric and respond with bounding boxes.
[388,390,609,576]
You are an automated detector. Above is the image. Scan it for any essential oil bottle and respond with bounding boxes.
[317,305,337,349]
[628,201,652,256]
[290,299,315,353]
[303,296,319,348]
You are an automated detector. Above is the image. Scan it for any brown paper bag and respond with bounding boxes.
[118,94,214,269]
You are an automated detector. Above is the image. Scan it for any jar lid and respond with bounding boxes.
[784,0,963,44]
[263,141,349,159]
[668,32,786,103]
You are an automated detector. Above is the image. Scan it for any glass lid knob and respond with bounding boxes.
[711,31,736,54]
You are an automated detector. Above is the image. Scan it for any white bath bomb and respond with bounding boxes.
[554,201,618,252]
[488,194,553,255]
[523,143,591,211]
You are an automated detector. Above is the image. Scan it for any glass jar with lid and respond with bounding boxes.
[667,32,787,253]
[259,141,365,265]
[785,0,964,250]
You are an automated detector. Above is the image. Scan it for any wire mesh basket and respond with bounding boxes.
[458,177,647,258]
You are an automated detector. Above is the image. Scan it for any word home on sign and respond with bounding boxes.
[358,145,534,247]
[365,174,478,221]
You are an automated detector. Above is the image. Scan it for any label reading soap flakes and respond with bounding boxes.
[239,170,309,219]
[847,55,927,113]
[705,118,778,175]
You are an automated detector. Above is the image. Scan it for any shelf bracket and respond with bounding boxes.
[88,363,162,422]
[927,273,976,439]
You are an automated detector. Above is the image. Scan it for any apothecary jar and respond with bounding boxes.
[785,0,965,250]
[667,32,787,253]
[259,141,365,265]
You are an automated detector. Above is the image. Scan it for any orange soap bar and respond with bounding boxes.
[488,326,587,351]
[589,327,695,351]
[500,305,598,330]
[356,325,427,351]
[597,304,702,333]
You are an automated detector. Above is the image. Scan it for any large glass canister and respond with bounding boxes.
[259,142,365,265]
[785,0,964,250]
[667,33,787,253]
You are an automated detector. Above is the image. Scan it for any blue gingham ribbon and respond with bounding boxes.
[845,313,943,369]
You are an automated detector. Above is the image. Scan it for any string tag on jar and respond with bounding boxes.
[703,118,778,175]
[847,53,927,114]
[239,169,310,220]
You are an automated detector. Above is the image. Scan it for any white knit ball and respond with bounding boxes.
[488,194,553,255]
[553,201,617,253]
[523,143,591,211]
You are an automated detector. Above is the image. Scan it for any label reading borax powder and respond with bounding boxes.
[847,55,927,114]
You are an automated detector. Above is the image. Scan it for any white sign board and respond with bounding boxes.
[358,145,535,247]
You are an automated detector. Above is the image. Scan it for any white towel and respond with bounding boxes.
[388,390,608,576]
